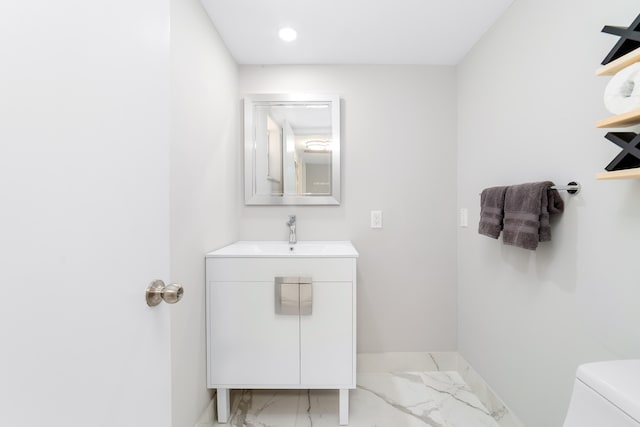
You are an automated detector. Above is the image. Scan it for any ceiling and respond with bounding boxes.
[200,0,514,65]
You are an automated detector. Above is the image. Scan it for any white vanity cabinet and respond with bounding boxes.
[205,241,358,425]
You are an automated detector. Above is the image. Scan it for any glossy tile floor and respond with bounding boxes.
[198,353,524,427]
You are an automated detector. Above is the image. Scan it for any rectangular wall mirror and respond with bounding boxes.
[244,93,341,205]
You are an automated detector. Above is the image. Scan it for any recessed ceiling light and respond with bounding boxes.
[278,27,297,42]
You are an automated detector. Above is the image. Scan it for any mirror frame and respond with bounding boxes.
[244,93,341,205]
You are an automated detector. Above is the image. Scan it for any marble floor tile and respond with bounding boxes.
[205,371,499,427]
[357,352,525,427]
[354,371,499,427]
[454,355,526,427]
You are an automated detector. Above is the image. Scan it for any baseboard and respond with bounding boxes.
[194,396,215,427]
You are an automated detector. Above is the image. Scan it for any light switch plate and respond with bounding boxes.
[371,210,382,228]
[460,208,468,228]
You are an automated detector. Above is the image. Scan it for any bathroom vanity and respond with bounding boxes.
[205,241,358,425]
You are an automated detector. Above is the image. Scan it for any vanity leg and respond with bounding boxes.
[339,388,349,425]
[216,388,230,423]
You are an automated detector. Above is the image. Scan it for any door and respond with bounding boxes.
[208,282,300,386]
[300,282,353,386]
[0,1,172,426]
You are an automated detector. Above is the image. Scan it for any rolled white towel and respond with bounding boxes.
[604,62,640,115]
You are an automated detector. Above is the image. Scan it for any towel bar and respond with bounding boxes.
[478,181,581,195]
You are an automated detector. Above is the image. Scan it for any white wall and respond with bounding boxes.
[457,0,640,426]
[170,0,239,425]
[239,66,458,352]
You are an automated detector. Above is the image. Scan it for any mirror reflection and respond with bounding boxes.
[244,94,340,205]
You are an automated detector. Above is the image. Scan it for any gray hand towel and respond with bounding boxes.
[479,186,508,239]
[502,181,564,250]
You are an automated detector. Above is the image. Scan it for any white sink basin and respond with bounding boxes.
[206,241,359,258]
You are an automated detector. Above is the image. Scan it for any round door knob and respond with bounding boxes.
[146,280,184,307]
[162,283,183,304]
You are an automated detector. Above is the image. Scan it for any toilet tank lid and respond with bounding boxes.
[576,360,640,422]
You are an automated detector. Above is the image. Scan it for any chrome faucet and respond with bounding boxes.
[286,215,297,244]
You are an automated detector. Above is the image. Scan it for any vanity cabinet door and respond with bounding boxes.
[300,281,353,386]
[208,282,300,386]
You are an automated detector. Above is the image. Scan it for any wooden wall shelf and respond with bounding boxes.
[596,108,640,128]
[596,16,640,181]
[596,47,640,76]
[596,167,640,180]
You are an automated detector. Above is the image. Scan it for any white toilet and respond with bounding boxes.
[563,360,640,426]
